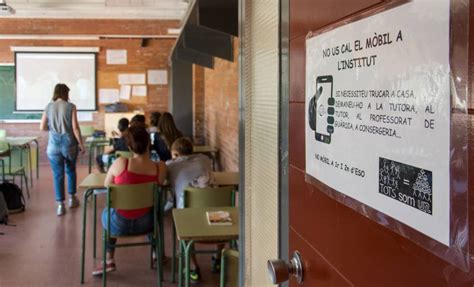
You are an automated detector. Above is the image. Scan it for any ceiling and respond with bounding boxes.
[3,0,190,20]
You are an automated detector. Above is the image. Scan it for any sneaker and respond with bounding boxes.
[211,256,221,274]
[56,202,65,216]
[92,261,116,276]
[189,268,201,284]
[68,195,80,208]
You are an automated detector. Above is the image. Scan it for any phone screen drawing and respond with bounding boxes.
[315,75,333,144]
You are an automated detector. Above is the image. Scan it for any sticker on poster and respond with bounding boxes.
[305,0,450,245]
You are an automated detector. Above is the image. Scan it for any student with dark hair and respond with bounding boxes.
[92,124,167,276]
[95,118,129,173]
[152,112,183,161]
[40,83,85,216]
[130,114,146,126]
[166,137,215,283]
[148,112,161,134]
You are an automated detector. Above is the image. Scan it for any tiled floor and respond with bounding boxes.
[0,164,221,287]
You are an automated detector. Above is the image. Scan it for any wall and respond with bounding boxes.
[0,19,178,163]
[197,39,239,171]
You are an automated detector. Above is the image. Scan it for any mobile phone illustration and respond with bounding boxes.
[315,75,334,144]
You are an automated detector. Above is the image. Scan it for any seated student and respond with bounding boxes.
[130,114,146,126]
[95,118,129,173]
[152,112,183,162]
[166,137,219,283]
[148,111,161,134]
[93,124,167,276]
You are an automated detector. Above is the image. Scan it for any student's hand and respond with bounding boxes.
[79,144,86,155]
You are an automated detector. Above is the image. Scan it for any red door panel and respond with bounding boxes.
[289,228,352,287]
[288,0,474,286]
[290,0,382,40]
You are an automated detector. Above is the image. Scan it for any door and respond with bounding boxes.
[287,0,474,286]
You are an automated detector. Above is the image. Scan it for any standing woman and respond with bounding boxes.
[40,83,85,216]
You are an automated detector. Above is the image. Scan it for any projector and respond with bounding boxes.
[0,2,15,16]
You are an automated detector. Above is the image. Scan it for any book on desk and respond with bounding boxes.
[206,211,232,226]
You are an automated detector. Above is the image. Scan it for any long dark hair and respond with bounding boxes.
[158,112,183,149]
[52,83,70,101]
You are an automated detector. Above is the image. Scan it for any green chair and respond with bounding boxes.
[0,140,29,198]
[220,248,239,287]
[0,129,6,138]
[174,186,235,286]
[80,125,95,137]
[101,183,163,287]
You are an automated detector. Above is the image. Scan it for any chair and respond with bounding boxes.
[0,140,29,198]
[105,151,133,170]
[220,249,239,287]
[102,183,163,287]
[80,125,95,164]
[0,129,6,138]
[174,186,235,284]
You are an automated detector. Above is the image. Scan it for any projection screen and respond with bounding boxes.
[15,52,96,111]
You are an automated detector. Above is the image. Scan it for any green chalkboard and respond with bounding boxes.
[0,66,42,121]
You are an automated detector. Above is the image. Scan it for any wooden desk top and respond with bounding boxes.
[193,145,218,154]
[85,137,109,144]
[213,171,239,186]
[6,136,38,146]
[78,173,106,189]
[173,207,239,242]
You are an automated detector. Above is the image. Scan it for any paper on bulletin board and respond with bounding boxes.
[305,0,450,245]
[77,112,93,122]
[106,49,127,65]
[118,74,146,85]
[119,85,131,100]
[132,85,147,97]
[99,89,119,104]
[148,69,167,85]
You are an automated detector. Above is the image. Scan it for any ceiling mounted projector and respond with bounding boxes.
[0,1,15,16]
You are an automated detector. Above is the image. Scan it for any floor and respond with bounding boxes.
[0,164,221,287]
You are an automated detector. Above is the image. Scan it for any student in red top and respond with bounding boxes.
[92,123,167,276]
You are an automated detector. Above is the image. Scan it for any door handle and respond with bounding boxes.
[267,251,304,285]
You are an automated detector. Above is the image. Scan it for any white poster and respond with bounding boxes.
[118,73,146,85]
[98,88,119,104]
[132,85,147,97]
[148,69,168,85]
[305,1,450,245]
[119,85,131,100]
[106,50,127,65]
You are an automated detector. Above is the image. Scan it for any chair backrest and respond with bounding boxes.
[0,140,10,156]
[221,249,239,287]
[108,183,157,210]
[79,125,95,137]
[115,151,132,159]
[0,129,6,139]
[184,186,235,208]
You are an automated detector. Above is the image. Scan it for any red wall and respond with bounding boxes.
[289,1,474,286]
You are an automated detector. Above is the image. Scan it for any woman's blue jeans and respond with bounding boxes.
[47,133,78,202]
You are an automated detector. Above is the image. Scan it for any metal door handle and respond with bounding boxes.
[267,251,304,285]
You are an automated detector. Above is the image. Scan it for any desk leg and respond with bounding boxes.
[93,193,97,258]
[33,139,39,179]
[184,240,194,287]
[172,224,176,283]
[88,144,93,174]
[81,189,93,284]
[178,241,183,287]
[27,144,32,187]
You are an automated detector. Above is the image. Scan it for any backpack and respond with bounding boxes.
[0,192,8,225]
[0,181,25,213]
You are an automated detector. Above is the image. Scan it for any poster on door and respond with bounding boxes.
[305,0,451,245]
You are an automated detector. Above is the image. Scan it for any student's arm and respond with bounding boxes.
[104,157,126,186]
[157,161,167,185]
[39,112,49,131]
[71,106,85,154]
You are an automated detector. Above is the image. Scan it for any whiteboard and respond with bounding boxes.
[15,53,96,111]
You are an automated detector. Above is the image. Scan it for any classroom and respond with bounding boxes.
[3,1,474,287]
